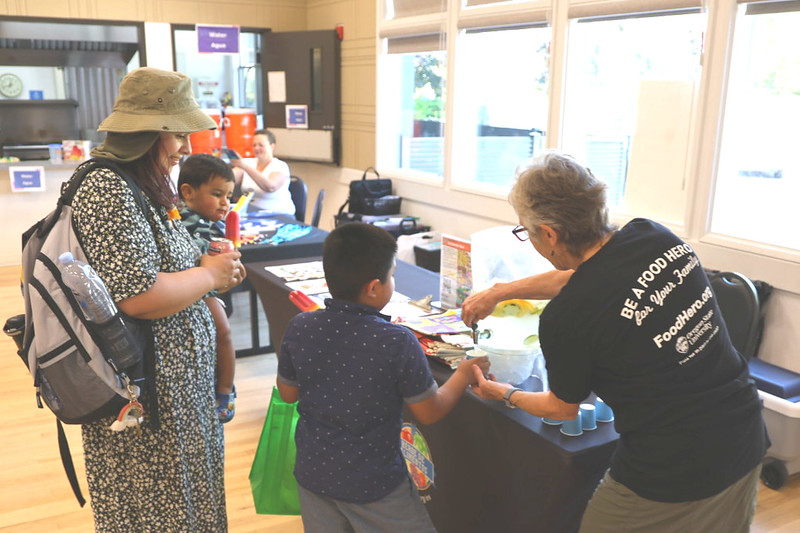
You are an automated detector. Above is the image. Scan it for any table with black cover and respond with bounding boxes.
[237,213,328,264]
[233,214,327,355]
[244,256,620,532]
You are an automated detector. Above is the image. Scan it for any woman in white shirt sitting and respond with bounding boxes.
[230,129,294,215]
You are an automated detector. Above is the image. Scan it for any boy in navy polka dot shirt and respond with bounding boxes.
[277,222,489,532]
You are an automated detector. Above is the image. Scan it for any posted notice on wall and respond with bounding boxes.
[286,105,309,129]
[9,166,45,192]
[267,71,286,103]
[196,24,240,54]
[439,234,472,309]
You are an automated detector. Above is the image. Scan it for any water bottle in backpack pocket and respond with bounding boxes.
[27,250,150,424]
[57,252,143,371]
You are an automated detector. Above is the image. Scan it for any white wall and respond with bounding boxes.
[0,66,61,100]
[0,165,75,263]
[144,22,174,71]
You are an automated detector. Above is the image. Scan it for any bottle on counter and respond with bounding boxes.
[57,252,141,370]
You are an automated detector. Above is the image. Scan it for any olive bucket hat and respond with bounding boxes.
[97,67,217,134]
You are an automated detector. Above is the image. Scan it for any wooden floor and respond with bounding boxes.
[1,264,798,532]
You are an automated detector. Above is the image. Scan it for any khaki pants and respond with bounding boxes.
[580,465,761,533]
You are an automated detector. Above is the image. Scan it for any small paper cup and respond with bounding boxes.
[595,398,614,423]
[465,348,487,360]
[560,412,583,437]
[580,404,597,430]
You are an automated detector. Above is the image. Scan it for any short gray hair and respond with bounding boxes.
[509,151,616,257]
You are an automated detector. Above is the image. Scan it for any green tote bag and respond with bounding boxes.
[249,386,301,515]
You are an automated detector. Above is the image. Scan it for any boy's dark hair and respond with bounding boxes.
[255,129,276,145]
[323,223,397,301]
[177,153,235,199]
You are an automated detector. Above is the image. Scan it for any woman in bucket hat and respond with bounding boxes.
[69,67,245,532]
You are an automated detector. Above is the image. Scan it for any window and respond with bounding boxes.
[238,33,261,111]
[384,0,446,19]
[561,10,704,213]
[375,0,800,292]
[377,35,447,179]
[466,0,527,5]
[712,3,800,251]
[452,25,550,191]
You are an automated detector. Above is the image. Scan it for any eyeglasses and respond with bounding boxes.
[512,225,529,242]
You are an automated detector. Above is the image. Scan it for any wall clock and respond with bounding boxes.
[0,73,23,98]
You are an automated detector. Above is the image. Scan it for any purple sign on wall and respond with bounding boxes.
[196,25,240,54]
[10,166,46,192]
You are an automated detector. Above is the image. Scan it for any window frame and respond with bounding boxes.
[376,0,800,295]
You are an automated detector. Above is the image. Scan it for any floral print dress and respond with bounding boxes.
[72,166,226,532]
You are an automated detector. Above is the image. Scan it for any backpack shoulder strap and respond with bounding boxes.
[60,158,149,215]
[32,159,149,244]
[57,420,87,507]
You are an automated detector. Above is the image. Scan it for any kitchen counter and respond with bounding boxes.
[0,159,79,169]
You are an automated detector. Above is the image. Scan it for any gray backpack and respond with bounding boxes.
[14,158,157,506]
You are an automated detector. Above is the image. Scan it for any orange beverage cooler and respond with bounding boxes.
[224,108,256,158]
[190,109,223,155]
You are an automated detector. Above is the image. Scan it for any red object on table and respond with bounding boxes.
[288,290,320,312]
[225,210,241,248]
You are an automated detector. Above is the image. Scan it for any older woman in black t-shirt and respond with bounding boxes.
[462,151,768,533]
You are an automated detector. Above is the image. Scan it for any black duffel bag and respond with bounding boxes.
[338,167,402,216]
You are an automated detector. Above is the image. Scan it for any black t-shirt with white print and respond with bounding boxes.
[540,218,767,502]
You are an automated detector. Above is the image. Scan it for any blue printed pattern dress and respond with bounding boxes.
[72,167,227,532]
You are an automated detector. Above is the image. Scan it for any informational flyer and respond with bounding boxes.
[439,234,472,309]
[395,309,470,336]
[267,71,286,102]
[286,277,328,295]
[264,260,324,281]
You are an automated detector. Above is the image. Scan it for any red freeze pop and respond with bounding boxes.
[225,210,241,248]
[289,291,320,311]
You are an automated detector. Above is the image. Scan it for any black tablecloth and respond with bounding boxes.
[244,256,620,532]
[233,215,327,355]
[238,213,327,264]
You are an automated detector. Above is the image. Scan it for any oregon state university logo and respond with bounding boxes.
[675,336,690,354]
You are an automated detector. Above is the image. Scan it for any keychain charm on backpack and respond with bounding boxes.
[109,380,144,432]
[110,400,145,432]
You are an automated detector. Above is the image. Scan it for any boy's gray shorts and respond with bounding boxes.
[298,477,437,533]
